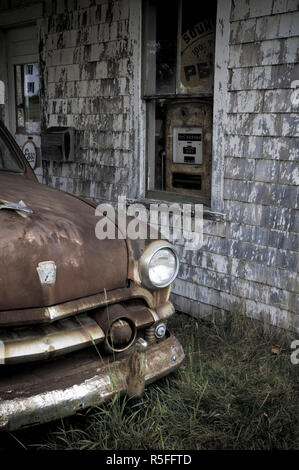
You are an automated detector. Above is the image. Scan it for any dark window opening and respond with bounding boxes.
[143,0,217,204]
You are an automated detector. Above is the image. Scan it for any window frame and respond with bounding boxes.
[142,0,216,101]
[142,0,217,206]
[141,0,231,213]
[7,26,40,137]
[14,62,41,135]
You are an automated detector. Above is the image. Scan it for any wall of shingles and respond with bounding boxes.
[171,0,299,332]
[36,0,142,202]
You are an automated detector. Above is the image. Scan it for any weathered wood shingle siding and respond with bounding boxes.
[171,0,299,331]
[36,0,140,201]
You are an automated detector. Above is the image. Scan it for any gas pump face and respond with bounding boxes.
[172,127,203,165]
[165,101,212,200]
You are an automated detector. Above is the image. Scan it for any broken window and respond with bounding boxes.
[143,0,217,205]
[15,63,40,134]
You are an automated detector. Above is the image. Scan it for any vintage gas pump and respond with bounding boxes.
[165,100,212,200]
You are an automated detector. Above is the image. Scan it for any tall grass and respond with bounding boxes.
[2,311,298,450]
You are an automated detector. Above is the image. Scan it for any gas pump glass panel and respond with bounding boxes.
[173,127,203,165]
[180,5,216,94]
[147,99,213,202]
[15,63,40,134]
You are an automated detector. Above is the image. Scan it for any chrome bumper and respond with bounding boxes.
[0,334,184,431]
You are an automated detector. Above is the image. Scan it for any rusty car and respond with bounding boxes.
[0,119,184,431]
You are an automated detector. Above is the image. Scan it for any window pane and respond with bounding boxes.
[144,1,217,203]
[15,63,40,133]
[180,2,216,93]
[147,98,212,202]
[143,0,178,96]
[23,63,40,133]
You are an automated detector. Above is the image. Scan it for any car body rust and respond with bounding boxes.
[0,119,184,431]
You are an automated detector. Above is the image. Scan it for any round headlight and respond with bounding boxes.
[148,249,177,287]
[139,242,179,289]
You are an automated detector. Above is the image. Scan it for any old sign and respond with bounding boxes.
[180,18,215,93]
[22,140,37,169]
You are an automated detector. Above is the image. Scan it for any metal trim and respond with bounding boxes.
[0,301,175,364]
[0,314,105,364]
[0,286,156,327]
[0,335,185,431]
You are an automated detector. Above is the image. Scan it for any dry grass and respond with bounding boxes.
[1,310,298,450]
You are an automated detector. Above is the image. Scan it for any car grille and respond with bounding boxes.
[0,313,105,364]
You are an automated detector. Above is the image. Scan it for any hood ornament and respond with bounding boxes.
[36,261,57,286]
[0,199,33,218]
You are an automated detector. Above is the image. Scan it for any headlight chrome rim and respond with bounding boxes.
[139,241,179,289]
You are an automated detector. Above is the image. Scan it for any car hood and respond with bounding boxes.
[0,173,128,310]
